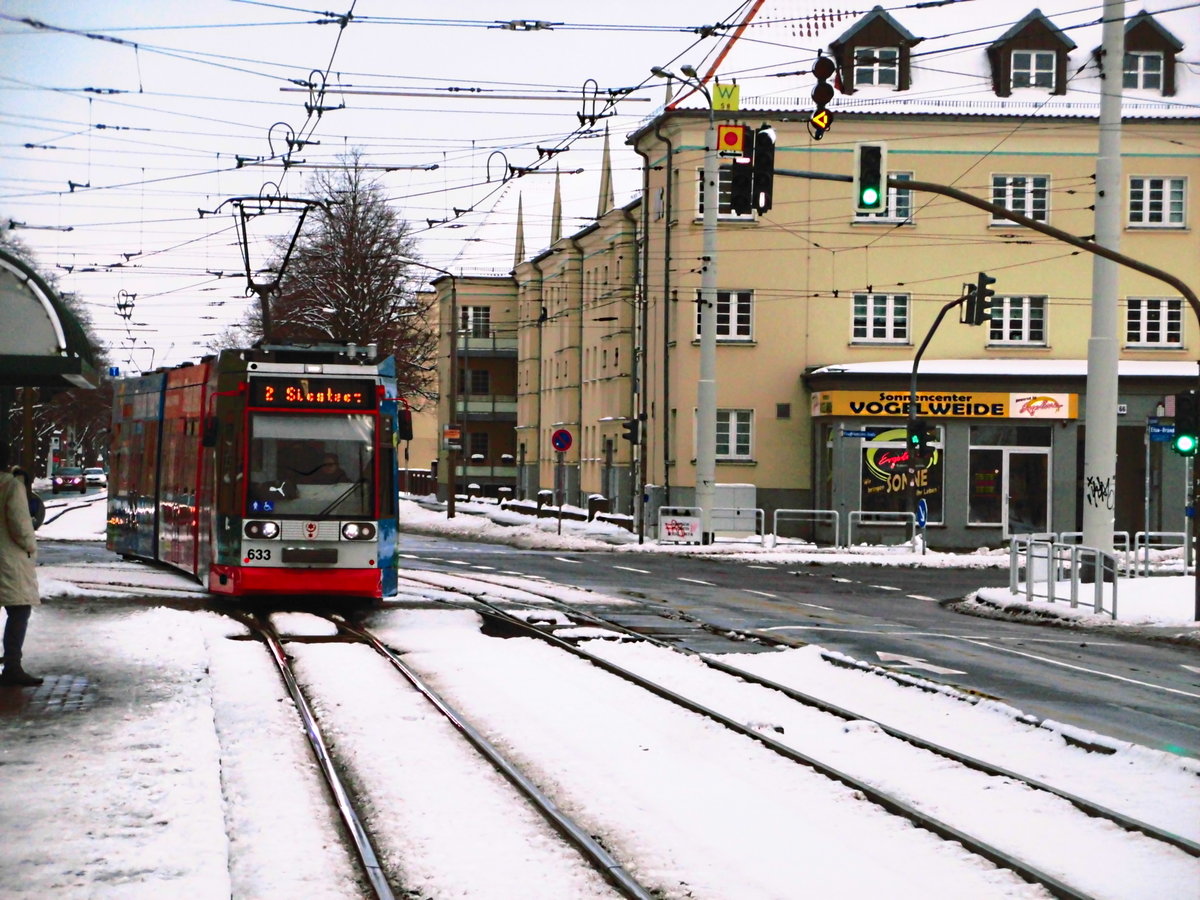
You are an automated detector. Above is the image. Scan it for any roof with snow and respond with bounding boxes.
[670,1,1200,120]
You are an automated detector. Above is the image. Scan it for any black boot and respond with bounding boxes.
[0,664,44,687]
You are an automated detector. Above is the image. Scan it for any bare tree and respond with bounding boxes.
[239,155,438,399]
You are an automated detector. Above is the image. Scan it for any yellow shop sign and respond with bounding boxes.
[812,390,1077,419]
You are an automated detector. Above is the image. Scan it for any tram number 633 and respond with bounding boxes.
[246,548,272,561]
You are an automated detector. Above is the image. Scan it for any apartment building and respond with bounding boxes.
[436,3,1199,547]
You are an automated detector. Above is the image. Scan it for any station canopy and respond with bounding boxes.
[0,248,98,390]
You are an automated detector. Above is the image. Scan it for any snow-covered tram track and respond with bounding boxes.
[392,569,1200,900]
[239,609,644,899]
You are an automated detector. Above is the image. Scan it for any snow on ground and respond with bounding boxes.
[1,492,1195,898]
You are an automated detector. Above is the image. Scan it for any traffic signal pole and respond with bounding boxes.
[775,165,1200,618]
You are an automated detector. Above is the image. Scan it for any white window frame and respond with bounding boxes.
[697,166,754,220]
[1011,50,1056,90]
[988,296,1047,346]
[853,46,899,88]
[460,305,491,338]
[852,293,909,343]
[1123,51,1163,91]
[717,409,753,460]
[857,171,913,223]
[1125,297,1183,348]
[1128,176,1186,228]
[991,174,1049,223]
[694,289,753,341]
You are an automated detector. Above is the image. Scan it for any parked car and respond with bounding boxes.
[84,467,107,487]
[52,467,87,494]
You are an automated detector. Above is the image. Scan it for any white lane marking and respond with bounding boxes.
[614,565,652,574]
[876,652,967,676]
[907,594,940,602]
[446,560,471,566]
[873,585,902,591]
[554,556,581,564]
[744,589,778,599]
[1183,665,1200,676]
[678,577,714,586]
[747,565,776,570]
[955,637,1200,699]
[500,571,525,576]
[471,565,496,570]
[831,577,855,583]
[799,602,834,611]
[397,553,420,559]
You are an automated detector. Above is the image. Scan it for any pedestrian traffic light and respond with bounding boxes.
[854,142,887,214]
[752,126,775,214]
[621,418,641,444]
[1172,390,1198,457]
[906,417,933,468]
[971,272,997,325]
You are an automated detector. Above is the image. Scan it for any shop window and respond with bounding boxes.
[968,449,1003,525]
[859,424,941,522]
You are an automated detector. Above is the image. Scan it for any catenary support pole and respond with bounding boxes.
[1081,0,1125,559]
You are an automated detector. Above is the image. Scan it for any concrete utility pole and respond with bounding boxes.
[1081,0,1125,556]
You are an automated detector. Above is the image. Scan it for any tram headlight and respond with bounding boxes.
[341,521,376,541]
[244,520,281,540]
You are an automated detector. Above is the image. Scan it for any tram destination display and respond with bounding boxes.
[249,376,377,410]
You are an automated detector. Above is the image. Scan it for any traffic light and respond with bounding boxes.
[730,156,754,216]
[621,418,641,444]
[854,142,887,214]
[810,55,836,140]
[1172,390,1198,457]
[971,272,997,325]
[752,126,775,214]
[906,418,933,468]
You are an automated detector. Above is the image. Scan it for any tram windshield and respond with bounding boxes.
[247,413,374,517]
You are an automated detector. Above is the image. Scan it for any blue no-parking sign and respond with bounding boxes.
[551,428,572,452]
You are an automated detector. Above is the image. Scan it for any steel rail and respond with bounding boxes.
[332,617,656,900]
[434,592,1089,900]
[240,614,397,900]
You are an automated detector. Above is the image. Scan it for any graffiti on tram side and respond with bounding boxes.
[860,427,943,520]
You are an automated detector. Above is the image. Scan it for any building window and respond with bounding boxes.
[991,175,1048,223]
[1126,298,1183,347]
[1011,50,1055,89]
[467,431,488,460]
[1123,51,1163,90]
[698,166,753,219]
[852,293,908,343]
[989,296,1046,345]
[460,306,491,337]
[858,172,913,222]
[1128,177,1185,227]
[854,47,899,87]
[716,409,753,459]
[776,403,791,419]
[460,369,490,395]
[695,289,753,341]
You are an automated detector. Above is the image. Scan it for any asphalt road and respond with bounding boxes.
[395,533,1200,759]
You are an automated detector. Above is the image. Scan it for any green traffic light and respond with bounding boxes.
[1172,432,1198,456]
[861,187,880,207]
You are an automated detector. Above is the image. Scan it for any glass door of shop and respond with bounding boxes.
[1004,451,1049,536]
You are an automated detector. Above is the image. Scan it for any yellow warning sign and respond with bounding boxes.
[713,83,740,111]
[811,109,832,130]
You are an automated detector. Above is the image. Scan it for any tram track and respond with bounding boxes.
[391,569,1199,900]
[236,610,650,900]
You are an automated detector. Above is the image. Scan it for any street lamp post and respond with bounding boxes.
[654,65,718,544]
[401,258,459,518]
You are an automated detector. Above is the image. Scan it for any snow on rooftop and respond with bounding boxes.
[676,0,1200,120]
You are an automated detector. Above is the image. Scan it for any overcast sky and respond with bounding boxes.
[2,1,1192,372]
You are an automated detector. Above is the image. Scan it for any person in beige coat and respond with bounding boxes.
[0,444,42,687]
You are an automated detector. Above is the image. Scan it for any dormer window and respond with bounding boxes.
[1123,51,1163,90]
[987,10,1075,98]
[830,6,920,95]
[1011,50,1056,90]
[854,47,899,88]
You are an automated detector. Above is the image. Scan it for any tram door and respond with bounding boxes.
[1005,451,1049,536]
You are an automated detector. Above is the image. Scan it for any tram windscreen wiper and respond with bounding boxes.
[317,480,365,516]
